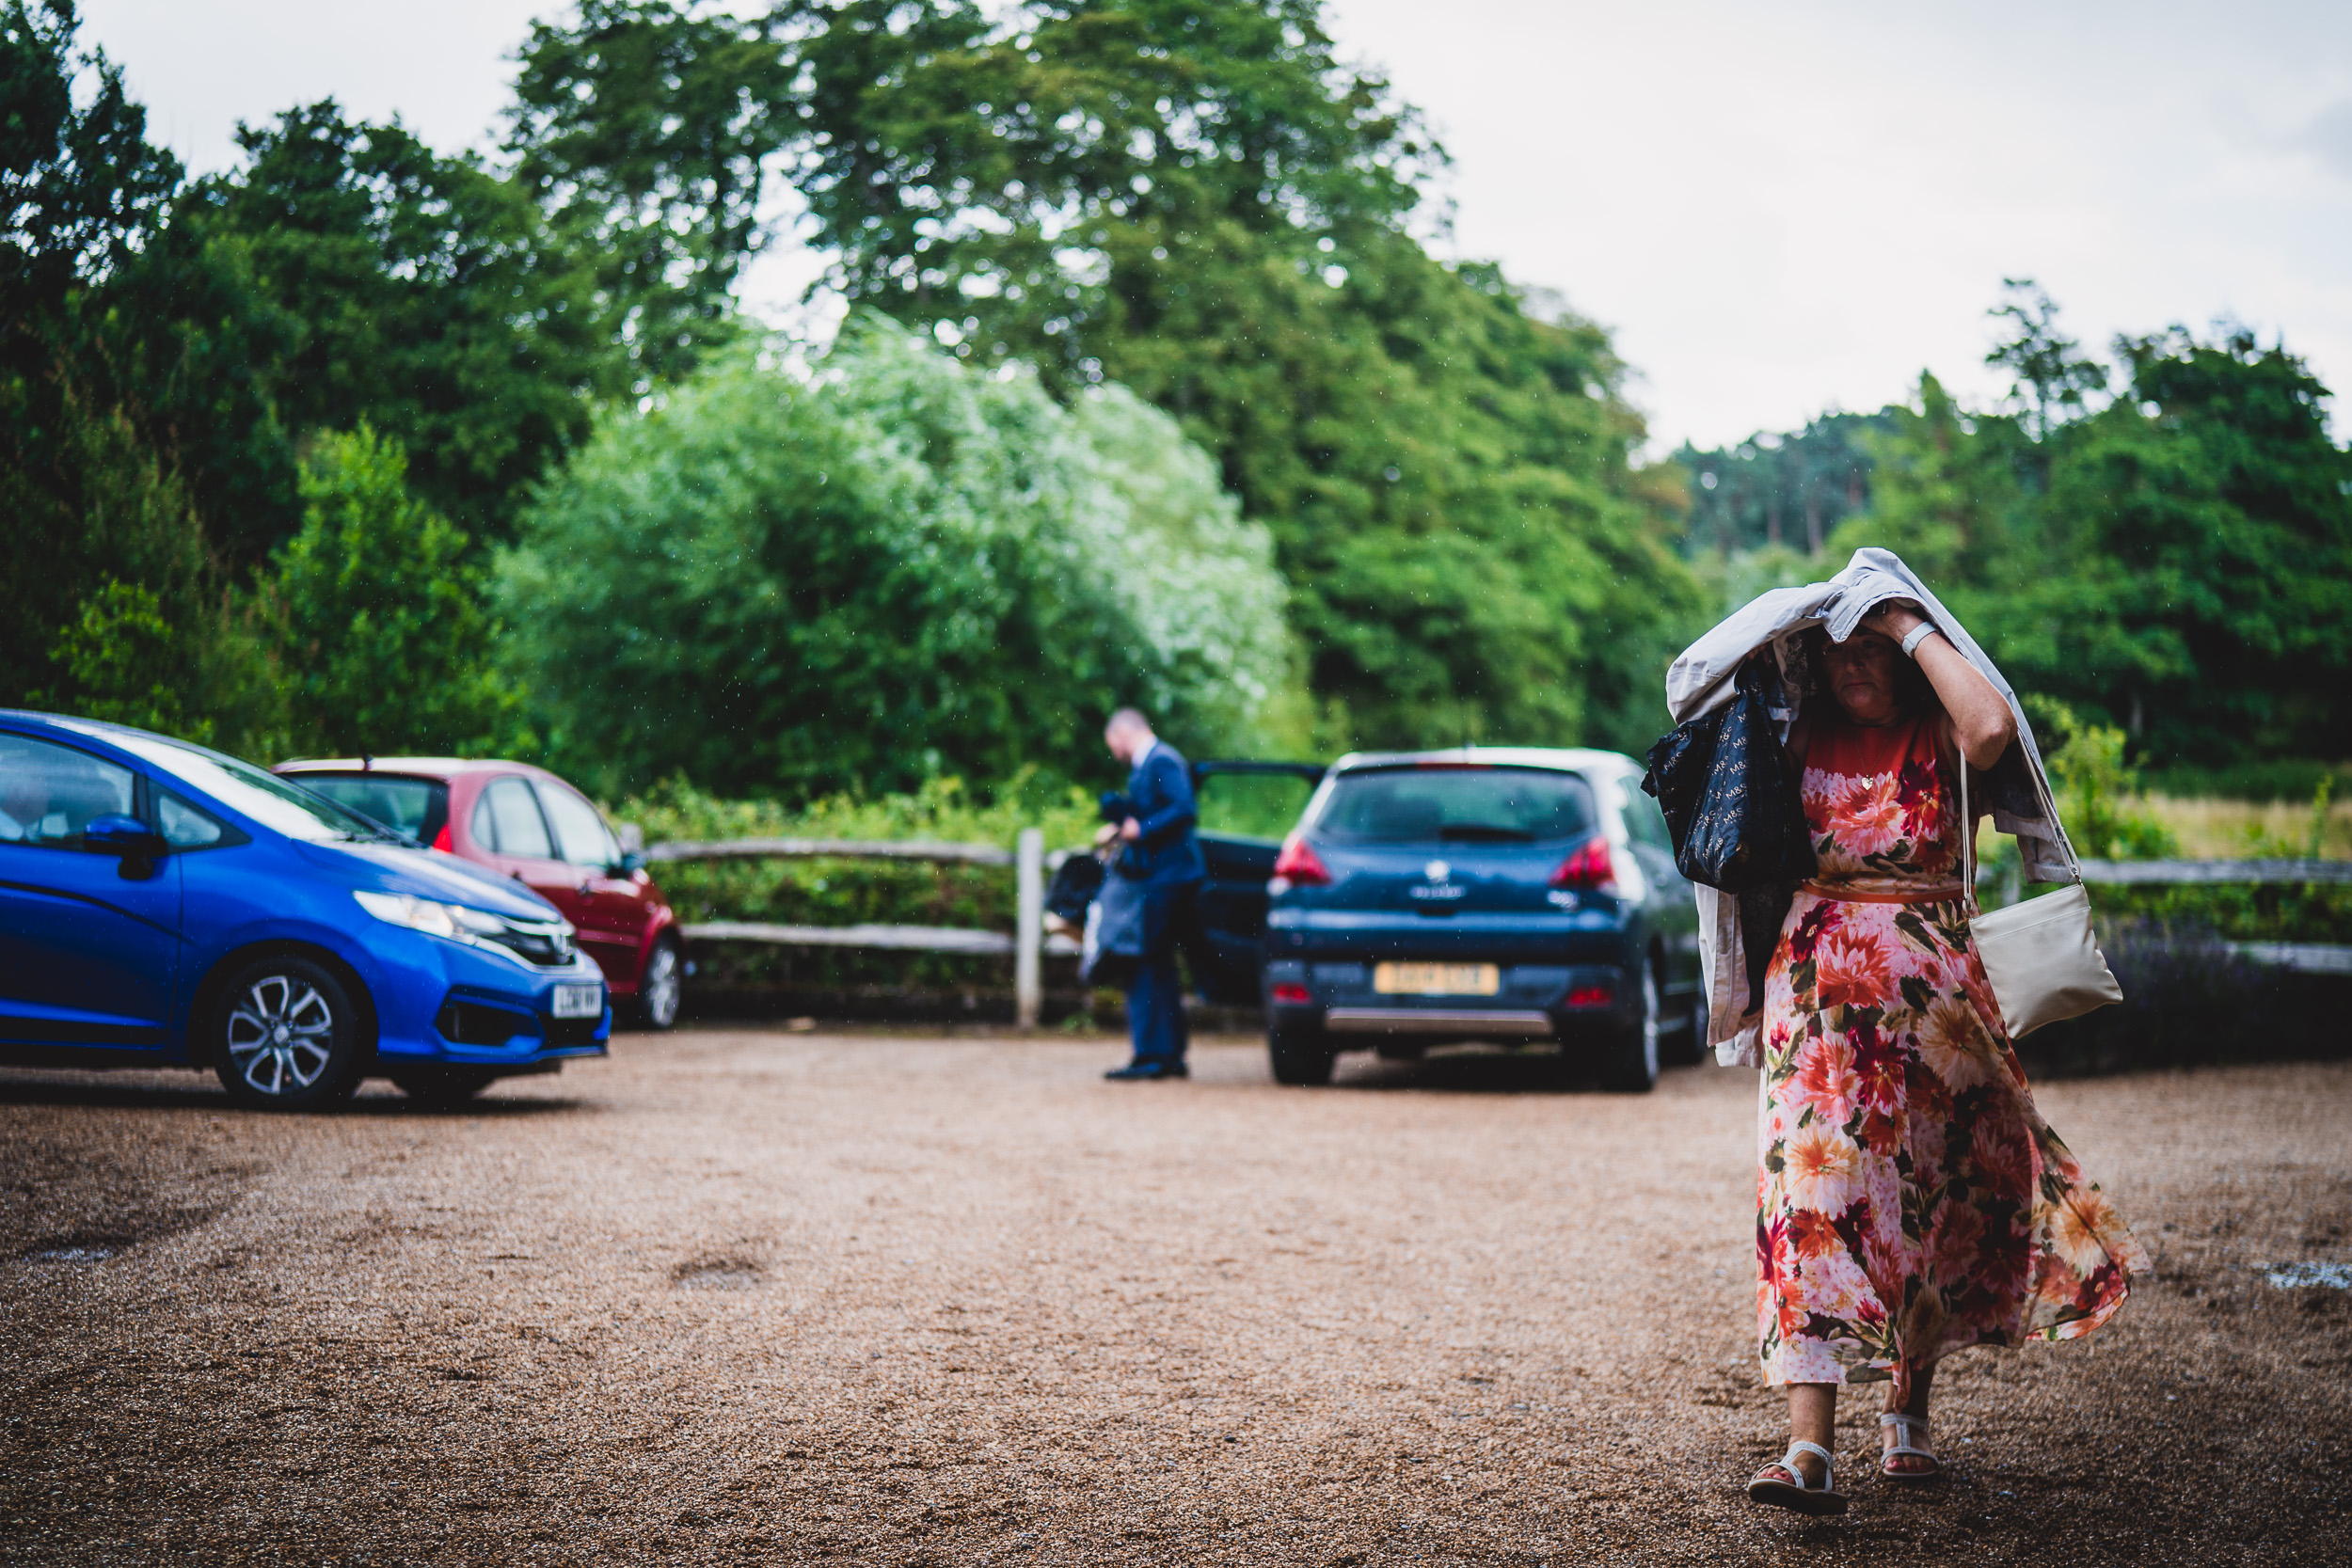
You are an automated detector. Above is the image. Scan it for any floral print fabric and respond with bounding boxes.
[1756,709,2146,1391]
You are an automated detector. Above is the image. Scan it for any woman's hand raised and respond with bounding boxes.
[1858,599,1930,642]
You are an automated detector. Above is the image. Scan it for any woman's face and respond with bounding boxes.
[1820,631,1904,724]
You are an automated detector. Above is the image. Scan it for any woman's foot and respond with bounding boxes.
[1747,1441,1849,1515]
[1880,1412,1941,1480]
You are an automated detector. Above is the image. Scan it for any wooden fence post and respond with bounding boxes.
[1015,828,1044,1029]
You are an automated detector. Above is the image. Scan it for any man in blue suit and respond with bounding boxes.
[1101,707,1205,1081]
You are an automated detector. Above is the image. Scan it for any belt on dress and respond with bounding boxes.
[1799,880,1966,906]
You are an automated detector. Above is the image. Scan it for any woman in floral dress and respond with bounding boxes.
[1744,600,2146,1515]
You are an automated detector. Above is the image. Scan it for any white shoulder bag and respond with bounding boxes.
[1959,758,2123,1037]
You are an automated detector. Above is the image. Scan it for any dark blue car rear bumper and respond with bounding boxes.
[1263,907,1645,1034]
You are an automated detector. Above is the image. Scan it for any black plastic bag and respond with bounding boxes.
[1081,866,1148,987]
[1045,853,1105,923]
[1641,656,1816,894]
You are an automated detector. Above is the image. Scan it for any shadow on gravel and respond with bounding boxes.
[0,1072,583,1117]
[1328,1046,1689,1096]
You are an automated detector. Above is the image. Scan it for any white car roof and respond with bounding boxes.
[1327,745,1639,775]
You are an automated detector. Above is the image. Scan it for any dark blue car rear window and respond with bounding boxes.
[1314,768,1596,845]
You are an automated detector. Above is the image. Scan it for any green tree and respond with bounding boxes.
[506,0,795,388]
[1832,293,2352,772]
[167,103,616,554]
[501,318,1302,799]
[0,0,211,713]
[1675,410,1894,560]
[1986,277,2108,442]
[269,426,529,757]
[5,5,614,756]
[515,0,1703,752]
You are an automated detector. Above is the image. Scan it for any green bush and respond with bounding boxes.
[2086,779,2350,942]
[1988,708,2350,942]
[2027,697,2177,860]
[503,318,1304,802]
[269,426,531,758]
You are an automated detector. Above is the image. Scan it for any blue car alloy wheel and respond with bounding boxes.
[0,711,612,1110]
[213,953,365,1109]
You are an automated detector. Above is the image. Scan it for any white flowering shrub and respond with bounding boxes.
[502,315,1300,799]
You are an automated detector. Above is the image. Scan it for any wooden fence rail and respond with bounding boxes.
[657,830,1061,1025]
[2224,942,2352,976]
[2077,858,2352,885]
[1994,858,2352,974]
[651,835,2352,1025]
[646,836,1015,867]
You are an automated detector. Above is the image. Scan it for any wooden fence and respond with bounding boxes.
[2077,859,2352,885]
[645,838,2352,1024]
[2035,859,2351,974]
[648,829,1073,1026]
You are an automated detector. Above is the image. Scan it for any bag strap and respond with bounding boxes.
[1958,744,1978,915]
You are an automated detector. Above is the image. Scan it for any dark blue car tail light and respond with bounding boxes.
[1269,832,1330,893]
[1564,983,1615,1008]
[1549,835,1617,894]
[1269,982,1313,1006]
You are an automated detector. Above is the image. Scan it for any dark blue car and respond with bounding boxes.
[1256,747,1704,1090]
[0,712,610,1108]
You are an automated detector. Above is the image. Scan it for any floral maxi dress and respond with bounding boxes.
[1756,708,2147,1391]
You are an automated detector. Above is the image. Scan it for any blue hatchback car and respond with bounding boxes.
[1258,747,1705,1091]
[0,712,610,1108]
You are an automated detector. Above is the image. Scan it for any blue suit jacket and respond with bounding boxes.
[1121,742,1207,888]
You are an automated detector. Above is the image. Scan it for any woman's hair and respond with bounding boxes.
[1796,626,1937,718]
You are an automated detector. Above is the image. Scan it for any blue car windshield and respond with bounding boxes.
[95,731,391,843]
[1314,767,1597,845]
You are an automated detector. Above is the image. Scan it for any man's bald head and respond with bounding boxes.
[1104,707,1154,764]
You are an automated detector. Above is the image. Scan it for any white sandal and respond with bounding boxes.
[1746,1439,1849,1515]
[1879,1412,1942,1481]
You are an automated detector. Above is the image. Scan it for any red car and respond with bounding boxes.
[274,758,683,1029]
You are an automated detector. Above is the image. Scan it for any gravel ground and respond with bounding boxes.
[3,1031,2348,1567]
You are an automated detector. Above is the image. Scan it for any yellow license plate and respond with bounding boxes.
[1374,962,1501,996]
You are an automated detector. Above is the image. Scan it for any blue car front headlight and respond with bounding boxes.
[353,890,579,968]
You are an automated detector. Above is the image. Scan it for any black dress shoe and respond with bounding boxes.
[1104,1060,1188,1080]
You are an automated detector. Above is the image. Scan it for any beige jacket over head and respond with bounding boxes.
[1663,547,2081,1067]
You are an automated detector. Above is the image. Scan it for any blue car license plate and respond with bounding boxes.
[1375,962,1500,996]
[551,982,603,1019]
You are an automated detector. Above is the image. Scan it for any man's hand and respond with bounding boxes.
[1093,823,1120,849]
[1119,817,1142,843]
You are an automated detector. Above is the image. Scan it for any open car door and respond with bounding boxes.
[1187,760,1326,1005]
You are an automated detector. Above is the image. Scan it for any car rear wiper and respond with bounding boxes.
[1436,825,1537,842]
[334,826,419,847]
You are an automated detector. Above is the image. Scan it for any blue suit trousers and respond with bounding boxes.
[1124,881,1196,1065]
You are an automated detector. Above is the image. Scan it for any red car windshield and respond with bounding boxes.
[292,773,452,847]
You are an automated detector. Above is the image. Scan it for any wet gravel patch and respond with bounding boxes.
[1,1035,2346,1565]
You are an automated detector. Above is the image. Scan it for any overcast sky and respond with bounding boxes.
[79,0,2352,451]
